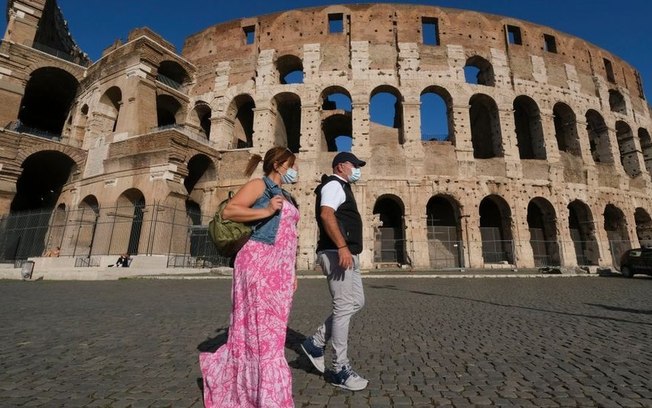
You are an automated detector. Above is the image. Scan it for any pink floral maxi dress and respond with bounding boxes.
[199,201,299,408]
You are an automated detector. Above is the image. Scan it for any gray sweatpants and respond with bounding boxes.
[312,251,365,371]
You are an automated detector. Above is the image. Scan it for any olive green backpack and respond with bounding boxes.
[208,192,252,257]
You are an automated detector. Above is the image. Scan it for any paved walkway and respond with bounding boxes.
[1,275,651,407]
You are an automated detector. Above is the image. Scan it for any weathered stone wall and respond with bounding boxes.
[1,2,651,270]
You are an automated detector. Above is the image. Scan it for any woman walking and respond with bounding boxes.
[199,146,300,408]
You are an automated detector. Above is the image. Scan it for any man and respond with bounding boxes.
[301,151,368,391]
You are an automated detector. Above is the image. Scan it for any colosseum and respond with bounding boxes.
[0,0,651,274]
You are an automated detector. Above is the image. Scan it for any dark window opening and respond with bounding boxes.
[604,204,631,266]
[615,121,641,178]
[568,200,599,266]
[604,58,615,83]
[277,55,304,84]
[373,197,406,265]
[608,90,626,114]
[506,25,522,45]
[421,17,439,46]
[426,196,462,268]
[513,95,546,160]
[328,13,344,33]
[243,26,255,45]
[586,110,612,164]
[479,196,513,264]
[553,103,580,156]
[157,61,188,90]
[156,95,181,127]
[634,208,652,247]
[185,154,214,194]
[230,95,255,149]
[639,128,652,176]
[543,34,557,53]
[470,94,502,159]
[272,93,302,153]
[527,199,560,267]
[464,56,495,86]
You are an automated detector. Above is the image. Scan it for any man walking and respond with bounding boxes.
[301,151,368,391]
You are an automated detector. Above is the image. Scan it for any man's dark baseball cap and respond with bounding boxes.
[332,152,366,168]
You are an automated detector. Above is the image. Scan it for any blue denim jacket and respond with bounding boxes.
[249,176,284,245]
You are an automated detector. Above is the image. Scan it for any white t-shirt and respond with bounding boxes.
[320,175,347,210]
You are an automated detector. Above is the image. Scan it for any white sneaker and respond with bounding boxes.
[331,364,368,391]
[300,337,325,373]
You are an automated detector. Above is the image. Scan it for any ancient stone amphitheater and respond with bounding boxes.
[0,0,650,272]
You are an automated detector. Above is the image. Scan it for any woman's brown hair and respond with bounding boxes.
[244,146,296,177]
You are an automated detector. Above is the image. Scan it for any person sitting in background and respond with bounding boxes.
[115,253,130,267]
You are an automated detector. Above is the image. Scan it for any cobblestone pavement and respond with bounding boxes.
[1,276,651,407]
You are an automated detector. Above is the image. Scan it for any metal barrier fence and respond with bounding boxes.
[0,205,636,269]
[0,204,230,268]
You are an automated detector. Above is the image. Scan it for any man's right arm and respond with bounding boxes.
[320,206,353,269]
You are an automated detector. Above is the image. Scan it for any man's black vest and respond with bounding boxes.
[315,175,363,255]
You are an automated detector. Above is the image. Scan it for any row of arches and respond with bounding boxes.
[374,194,652,269]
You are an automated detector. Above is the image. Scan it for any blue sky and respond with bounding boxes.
[2,0,651,103]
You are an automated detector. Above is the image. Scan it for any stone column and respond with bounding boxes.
[351,99,370,158]
[401,100,424,162]
[452,104,475,178]
[499,106,522,178]
[555,205,578,267]
[252,105,275,156]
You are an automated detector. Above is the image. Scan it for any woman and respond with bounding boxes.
[199,146,300,408]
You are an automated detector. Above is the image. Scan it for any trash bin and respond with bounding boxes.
[21,261,34,280]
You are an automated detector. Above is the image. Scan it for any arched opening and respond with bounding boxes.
[156,94,182,127]
[228,94,255,148]
[513,96,546,160]
[604,204,631,266]
[11,151,76,212]
[638,128,652,175]
[420,86,453,142]
[185,154,215,198]
[76,195,100,258]
[470,94,502,159]
[115,189,146,256]
[479,195,513,264]
[2,151,75,261]
[192,102,211,138]
[157,60,189,90]
[373,195,406,265]
[568,200,599,266]
[608,89,626,114]
[464,56,495,86]
[370,85,404,145]
[17,67,79,138]
[586,110,613,164]
[276,54,304,84]
[634,208,652,247]
[615,121,641,178]
[186,200,203,259]
[272,92,301,152]
[321,87,352,152]
[553,102,581,156]
[74,104,90,141]
[98,87,122,133]
[527,198,560,266]
[426,195,462,268]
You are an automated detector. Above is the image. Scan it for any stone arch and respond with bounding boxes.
[75,195,100,258]
[527,197,560,266]
[638,128,652,176]
[271,92,302,152]
[586,109,613,164]
[12,150,77,212]
[426,194,463,268]
[370,85,404,145]
[567,200,599,266]
[46,203,67,256]
[17,67,79,137]
[114,188,146,256]
[156,94,183,127]
[470,94,502,158]
[185,153,216,201]
[373,194,406,265]
[276,54,304,84]
[513,95,546,160]
[608,89,626,114]
[553,102,581,156]
[464,55,495,86]
[634,207,652,247]
[420,86,454,143]
[97,86,122,133]
[157,60,190,90]
[479,195,513,264]
[615,121,642,178]
[321,86,352,152]
[603,203,631,266]
[226,94,255,148]
[190,101,211,138]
